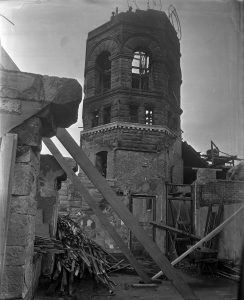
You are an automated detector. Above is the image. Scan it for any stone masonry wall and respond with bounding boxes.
[0,65,82,299]
[0,117,41,300]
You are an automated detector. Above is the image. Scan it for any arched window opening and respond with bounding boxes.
[103,105,111,124]
[96,51,111,93]
[95,151,107,177]
[91,110,99,127]
[145,106,153,125]
[132,51,150,90]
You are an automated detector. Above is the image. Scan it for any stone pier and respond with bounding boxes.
[0,68,82,299]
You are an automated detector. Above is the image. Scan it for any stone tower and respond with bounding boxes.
[80,8,183,252]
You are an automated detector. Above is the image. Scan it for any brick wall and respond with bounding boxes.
[196,180,244,207]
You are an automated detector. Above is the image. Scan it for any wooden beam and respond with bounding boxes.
[56,128,198,300]
[152,204,244,280]
[0,133,17,284]
[43,137,150,284]
[150,222,201,240]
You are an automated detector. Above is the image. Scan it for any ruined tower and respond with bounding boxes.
[80,8,183,252]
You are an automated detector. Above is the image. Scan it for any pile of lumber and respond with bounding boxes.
[51,215,116,293]
[34,236,65,254]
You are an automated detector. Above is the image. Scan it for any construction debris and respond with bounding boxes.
[34,236,65,255]
[216,260,240,281]
[54,215,116,291]
[35,215,119,296]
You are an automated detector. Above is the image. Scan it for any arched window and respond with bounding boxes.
[132,51,150,90]
[91,110,99,127]
[145,106,154,125]
[95,151,108,177]
[96,51,111,93]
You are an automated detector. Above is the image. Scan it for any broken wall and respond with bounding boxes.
[195,168,244,263]
[0,67,82,299]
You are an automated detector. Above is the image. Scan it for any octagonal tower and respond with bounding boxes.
[79,8,183,253]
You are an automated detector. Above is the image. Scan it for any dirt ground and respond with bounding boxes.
[35,270,238,300]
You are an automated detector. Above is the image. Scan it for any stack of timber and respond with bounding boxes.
[34,236,65,255]
[35,215,121,295]
[53,215,116,292]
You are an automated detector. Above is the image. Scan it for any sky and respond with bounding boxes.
[0,0,243,158]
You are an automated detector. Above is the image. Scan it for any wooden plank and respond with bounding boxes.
[168,196,192,201]
[56,128,198,300]
[0,133,17,283]
[150,222,201,240]
[152,204,244,280]
[43,137,150,284]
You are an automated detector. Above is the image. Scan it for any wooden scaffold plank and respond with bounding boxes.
[0,133,17,284]
[43,137,150,284]
[55,128,198,300]
[150,222,201,240]
[152,204,244,280]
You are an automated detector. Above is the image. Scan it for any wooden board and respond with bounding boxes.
[43,137,150,284]
[56,128,198,300]
[0,133,17,283]
[152,204,244,280]
[150,222,201,240]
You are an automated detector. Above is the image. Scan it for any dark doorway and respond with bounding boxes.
[95,151,108,177]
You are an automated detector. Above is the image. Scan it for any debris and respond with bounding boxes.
[131,283,158,288]
[216,260,240,281]
[52,215,116,294]
[152,204,244,280]
[34,236,65,254]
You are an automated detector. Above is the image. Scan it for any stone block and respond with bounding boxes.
[7,213,35,246]
[1,69,82,139]
[16,146,32,163]
[10,195,36,216]
[0,265,25,299]
[12,117,42,147]
[5,246,26,266]
[12,163,34,196]
[24,261,33,295]
[0,98,22,114]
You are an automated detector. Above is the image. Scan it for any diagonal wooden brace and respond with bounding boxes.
[152,204,244,280]
[55,128,198,300]
[43,137,150,283]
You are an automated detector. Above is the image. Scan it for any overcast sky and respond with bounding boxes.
[0,0,243,158]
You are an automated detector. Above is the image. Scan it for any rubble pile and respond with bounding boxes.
[35,215,117,295]
[54,215,116,291]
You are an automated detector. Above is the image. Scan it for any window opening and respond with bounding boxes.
[103,105,111,124]
[145,107,153,125]
[91,110,99,127]
[129,104,138,123]
[96,51,111,93]
[132,51,150,90]
[146,198,153,211]
[95,151,107,177]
